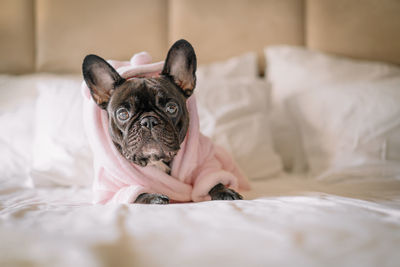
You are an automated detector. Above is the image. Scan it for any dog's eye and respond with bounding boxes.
[116,107,130,121]
[166,102,178,115]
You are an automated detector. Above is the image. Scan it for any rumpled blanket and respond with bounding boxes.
[82,52,250,204]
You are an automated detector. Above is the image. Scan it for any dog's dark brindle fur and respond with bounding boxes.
[82,40,242,204]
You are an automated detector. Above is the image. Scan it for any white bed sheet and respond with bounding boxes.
[1,174,400,267]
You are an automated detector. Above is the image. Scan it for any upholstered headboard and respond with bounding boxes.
[1,0,400,74]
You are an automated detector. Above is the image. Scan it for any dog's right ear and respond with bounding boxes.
[162,39,197,98]
[82,54,125,109]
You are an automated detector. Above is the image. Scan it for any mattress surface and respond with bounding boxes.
[1,175,400,267]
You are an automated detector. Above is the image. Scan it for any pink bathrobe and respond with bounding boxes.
[82,52,250,204]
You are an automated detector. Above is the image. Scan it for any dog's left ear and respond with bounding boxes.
[82,54,125,109]
[162,39,197,97]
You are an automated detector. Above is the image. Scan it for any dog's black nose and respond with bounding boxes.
[140,116,158,130]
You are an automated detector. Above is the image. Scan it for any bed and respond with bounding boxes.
[1,1,400,266]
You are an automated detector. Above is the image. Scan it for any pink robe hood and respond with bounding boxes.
[82,52,250,204]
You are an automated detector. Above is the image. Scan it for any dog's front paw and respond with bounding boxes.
[209,183,243,200]
[134,193,170,204]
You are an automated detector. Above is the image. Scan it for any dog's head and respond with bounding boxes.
[82,40,196,170]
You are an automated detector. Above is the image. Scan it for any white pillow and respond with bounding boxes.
[288,78,400,181]
[196,52,258,80]
[265,45,400,173]
[196,77,282,179]
[0,74,45,188]
[31,75,94,187]
[0,74,39,114]
[0,103,35,188]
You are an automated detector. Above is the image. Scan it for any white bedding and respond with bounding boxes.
[2,50,400,267]
[1,175,400,267]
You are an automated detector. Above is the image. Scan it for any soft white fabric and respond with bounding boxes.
[196,78,282,179]
[0,104,35,188]
[0,74,40,188]
[31,75,93,186]
[196,52,258,80]
[265,46,400,173]
[1,175,400,267]
[0,74,38,114]
[288,78,400,180]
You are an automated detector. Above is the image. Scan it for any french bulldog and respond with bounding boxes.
[82,39,243,204]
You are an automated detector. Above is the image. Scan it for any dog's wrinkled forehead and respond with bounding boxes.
[108,77,183,112]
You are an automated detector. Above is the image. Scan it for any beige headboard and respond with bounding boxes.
[1,0,400,74]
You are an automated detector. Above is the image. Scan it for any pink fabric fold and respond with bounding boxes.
[82,52,250,204]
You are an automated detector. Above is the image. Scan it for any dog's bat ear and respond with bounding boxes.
[82,54,125,109]
[162,39,197,98]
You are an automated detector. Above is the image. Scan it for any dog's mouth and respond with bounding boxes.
[122,141,179,171]
[119,118,181,172]
[139,143,178,166]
